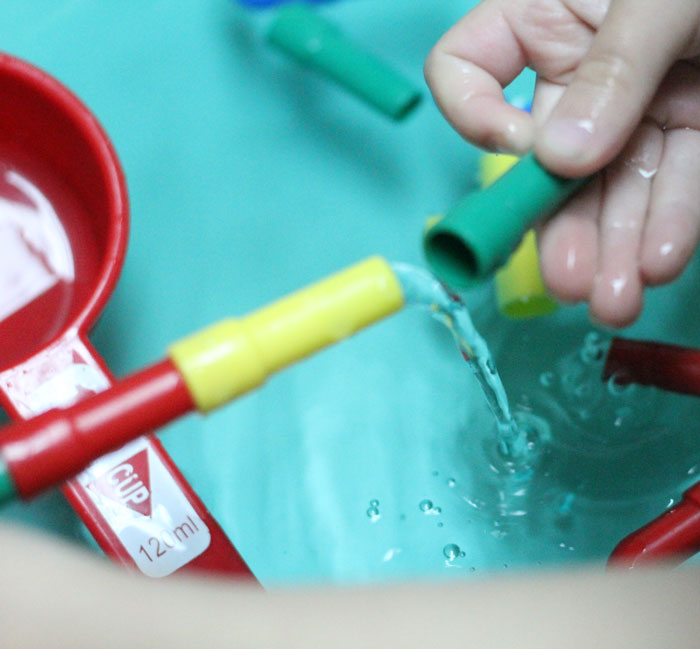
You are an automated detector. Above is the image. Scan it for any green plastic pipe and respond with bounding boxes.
[0,458,17,506]
[267,4,422,120]
[423,152,591,288]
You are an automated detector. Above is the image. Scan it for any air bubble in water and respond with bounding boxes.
[607,373,634,398]
[580,331,607,364]
[539,371,555,388]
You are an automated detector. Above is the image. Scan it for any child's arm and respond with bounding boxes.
[1,523,700,649]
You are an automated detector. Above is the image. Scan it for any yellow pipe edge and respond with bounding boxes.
[481,153,558,319]
[168,256,405,412]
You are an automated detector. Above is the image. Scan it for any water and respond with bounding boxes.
[442,543,464,561]
[373,263,700,574]
[0,152,102,370]
[392,263,529,460]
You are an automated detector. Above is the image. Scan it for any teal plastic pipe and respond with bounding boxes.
[423,152,591,288]
[0,459,17,505]
[267,4,422,120]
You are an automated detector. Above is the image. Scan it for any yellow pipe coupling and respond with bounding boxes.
[168,257,405,412]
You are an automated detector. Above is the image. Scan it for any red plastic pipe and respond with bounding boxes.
[609,481,700,568]
[604,337,700,567]
[604,337,700,397]
[0,359,194,499]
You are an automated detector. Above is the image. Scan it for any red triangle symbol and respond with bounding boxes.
[87,449,152,517]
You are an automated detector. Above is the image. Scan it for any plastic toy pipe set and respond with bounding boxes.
[2,5,700,578]
[0,256,405,507]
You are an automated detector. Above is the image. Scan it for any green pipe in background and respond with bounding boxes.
[0,459,17,505]
[267,4,422,120]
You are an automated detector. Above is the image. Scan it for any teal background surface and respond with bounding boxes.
[1,1,699,584]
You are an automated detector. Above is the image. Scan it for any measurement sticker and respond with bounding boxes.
[79,440,211,578]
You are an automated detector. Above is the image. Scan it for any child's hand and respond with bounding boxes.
[425,0,700,327]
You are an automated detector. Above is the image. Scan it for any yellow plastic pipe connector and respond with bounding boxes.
[481,154,558,319]
[168,257,405,412]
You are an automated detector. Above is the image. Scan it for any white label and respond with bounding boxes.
[1,336,211,577]
[79,440,211,578]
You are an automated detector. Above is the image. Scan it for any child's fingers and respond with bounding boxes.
[588,122,663,328]
[424,1,533,153]
[530,78,566,129]
[536,0,700,178]
[640,128,700,286]
[538,177,601,304]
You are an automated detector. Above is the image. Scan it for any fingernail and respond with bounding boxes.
[540,118,595,159]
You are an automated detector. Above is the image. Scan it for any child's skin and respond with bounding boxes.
[2,523,700,649]
[425,0,700,327]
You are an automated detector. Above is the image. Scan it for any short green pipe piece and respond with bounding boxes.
[424,152,590,288]
[267,4,422,120]
[0,458,18,506]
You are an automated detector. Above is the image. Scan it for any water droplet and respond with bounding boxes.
[419,499,433,513]
[486,359,497,375]
[607,373,634,397]
[503,563,508,569]
[431,470,439,477]
[573,380,593,399]
[437,522,444,528]
[433,507,442,514]
[613,406,633,427]
[369,499,379,508]
[443,544,461,561]
[557,493,575,516]
[539,371,555,388]
[366,507,380,522]
[447,478,456,488]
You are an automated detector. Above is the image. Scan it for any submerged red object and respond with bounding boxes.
[0,53,252,579]
[604,337,700,568]
[603,337,700,398]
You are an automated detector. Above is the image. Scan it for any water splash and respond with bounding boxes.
[392,263,527,459]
